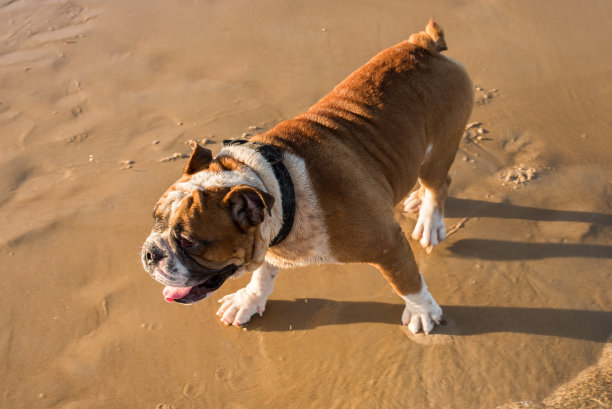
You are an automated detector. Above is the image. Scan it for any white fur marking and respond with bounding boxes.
[411,188,446,249]
[148,144,335,296]
[218,146,335,268]
[401,274,443,334]
[146,231,193,286]
[216,261,279,326]
[264,153,336,267]
[217,145,284,244]
[423,143,433,163]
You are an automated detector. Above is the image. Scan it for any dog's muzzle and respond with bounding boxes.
[171,263,238,304]
[143,242,165,270]
[142,239,238,304]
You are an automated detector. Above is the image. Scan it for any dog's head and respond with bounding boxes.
[141,142,274,304]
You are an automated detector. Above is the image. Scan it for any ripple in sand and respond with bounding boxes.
[496,335,612,408]
[170,398,192,409]
[0,49,52,66]
[27,23,91,44]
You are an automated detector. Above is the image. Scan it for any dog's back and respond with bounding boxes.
[259,20,473,206]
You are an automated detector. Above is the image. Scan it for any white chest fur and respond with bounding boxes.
[217,146,336,269]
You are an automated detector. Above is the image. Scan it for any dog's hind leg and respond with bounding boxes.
[408,175,450,249]
[404,130,462,250]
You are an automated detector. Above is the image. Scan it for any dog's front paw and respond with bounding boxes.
[402,305,443,335]
[216,288,266,326]
[401,283,443,335]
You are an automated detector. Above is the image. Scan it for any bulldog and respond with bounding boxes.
[142,20,473,334]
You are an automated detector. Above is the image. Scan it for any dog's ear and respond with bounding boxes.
[223,185,275,231]
[184,141,213,175]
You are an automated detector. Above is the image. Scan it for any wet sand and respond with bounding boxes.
[1,0,611,408]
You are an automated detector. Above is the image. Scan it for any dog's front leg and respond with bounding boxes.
[217,261,279,326]
[372,223,443,334]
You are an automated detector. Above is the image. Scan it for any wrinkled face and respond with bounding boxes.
[141,143,274,304]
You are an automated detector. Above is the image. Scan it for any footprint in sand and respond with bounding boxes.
[459,120,502,171]
[500,164,538,188]
[214,366,233,382]
[502,132,532,155]
[65,132,88,143]
[474,86,500,105]
[462,121,542,189]
[463,121,493,145]
[181,382,206,400]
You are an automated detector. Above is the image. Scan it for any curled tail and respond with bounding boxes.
[408,19,447,53]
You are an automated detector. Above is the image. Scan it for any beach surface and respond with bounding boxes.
[1,0,611,408]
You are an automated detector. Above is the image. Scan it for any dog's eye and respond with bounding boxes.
[179,237,195,248]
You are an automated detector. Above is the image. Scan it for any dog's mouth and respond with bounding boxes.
[162,264,238,304]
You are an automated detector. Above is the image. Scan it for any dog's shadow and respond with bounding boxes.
[247,298,611,342]
[443,198,612,260]
[246,199,612,338]
[445,197,612,225]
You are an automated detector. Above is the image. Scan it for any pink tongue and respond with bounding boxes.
[163,285,193,302]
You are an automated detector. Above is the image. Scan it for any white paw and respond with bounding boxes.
[402,190,422,213]
[402,305,443,335]
[216,288,266,326]
[410,189,446,249]
[401,280,443,335]
[411,205,446,249]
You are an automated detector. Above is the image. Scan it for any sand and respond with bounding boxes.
[1,0,611,408]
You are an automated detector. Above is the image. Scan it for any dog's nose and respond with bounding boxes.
[144,244,165,265]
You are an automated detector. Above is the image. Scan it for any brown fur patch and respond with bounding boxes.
[252,20,473,295]
[172,187,255,267]
[151,20,473,299]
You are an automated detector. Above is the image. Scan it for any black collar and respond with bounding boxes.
[223,139,295,247]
